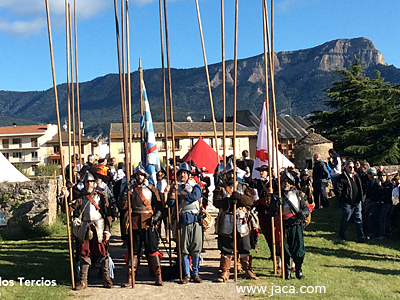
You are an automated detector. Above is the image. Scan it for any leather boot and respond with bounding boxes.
[148,255,164,286]
[217,255,231,282]
[240,256,258,280]
[102,257,113,288]
[74,262,89,291]
[236,254,243,274]
[294,257,305,280]
[122,256,138,287]
[284,260,291,280]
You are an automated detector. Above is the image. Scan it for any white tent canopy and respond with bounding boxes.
[0,151,30,183]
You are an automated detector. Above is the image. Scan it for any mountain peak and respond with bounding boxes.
[275,37,386,72]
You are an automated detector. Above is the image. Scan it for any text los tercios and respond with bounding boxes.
[0,277,57,287]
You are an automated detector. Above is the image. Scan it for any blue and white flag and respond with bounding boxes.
[140,80,160,185]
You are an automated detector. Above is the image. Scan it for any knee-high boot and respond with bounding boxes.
[122,255,138,287]
[75,258,90,291]
[101,257,113,288]
[284,259,291,280]
[240,255,259,280]
[148,255,164,286]
[293,256,305,280]
[217,255,232,282]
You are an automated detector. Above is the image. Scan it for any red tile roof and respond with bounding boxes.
[0,125,49,135]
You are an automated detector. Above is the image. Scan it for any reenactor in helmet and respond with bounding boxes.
[213,159,259,282]
[60,172,114,290]
[269,169,309,280]
[167,162,203,284]
[119,162,164,287]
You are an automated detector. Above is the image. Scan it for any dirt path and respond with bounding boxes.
[69,215,244,300]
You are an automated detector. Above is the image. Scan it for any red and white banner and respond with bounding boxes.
[252,100,294,179]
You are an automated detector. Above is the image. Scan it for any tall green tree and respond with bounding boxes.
[309,56,400,165]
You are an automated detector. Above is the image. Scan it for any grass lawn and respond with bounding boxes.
[247,203,400,299]
[0,218,72,300]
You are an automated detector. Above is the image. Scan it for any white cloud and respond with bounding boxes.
[0,0,110,36]
[0,18,46,36]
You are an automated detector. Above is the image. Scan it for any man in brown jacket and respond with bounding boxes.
[213,161,258,282]
[119,162,164,287]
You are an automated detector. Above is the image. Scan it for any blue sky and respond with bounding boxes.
[0,0,399,91]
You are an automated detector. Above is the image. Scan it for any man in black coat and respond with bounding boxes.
[312,153,329,209]
[335,161,366,242]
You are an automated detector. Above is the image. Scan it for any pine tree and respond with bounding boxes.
[309,56,400,165]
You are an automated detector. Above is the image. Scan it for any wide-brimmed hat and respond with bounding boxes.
[255,165,268,172]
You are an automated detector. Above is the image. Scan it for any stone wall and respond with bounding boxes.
[0,178,62,235]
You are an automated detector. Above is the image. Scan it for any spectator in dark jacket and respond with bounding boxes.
[366,171,393,240]
[335,160,366,242]
[312,153,329,209]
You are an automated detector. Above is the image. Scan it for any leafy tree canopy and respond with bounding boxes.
[309,56,400,165]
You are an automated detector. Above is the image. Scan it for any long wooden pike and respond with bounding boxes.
[113,0,134,287]
[221,0,226,168]
[126,0,133,172]
[264,0,284,280]
[194,0,219,165]
[262,0,277,275]
[45,0,74,289]
[163,0,183,282]
[232,0,239,283]
[74,0,82,166]
[157,0,172,266]
[68,5,76,180]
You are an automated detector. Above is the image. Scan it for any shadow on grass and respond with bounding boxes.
[0,238,72,286]
[307,245,400,262]
[325,264,400,276]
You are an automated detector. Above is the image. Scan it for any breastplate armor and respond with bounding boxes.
[178,184,199,214]
[131,185,153,212]
[82,195,103,222]
[282,190,300,216]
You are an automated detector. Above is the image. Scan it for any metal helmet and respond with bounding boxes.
[134,162,149,177]
[280,169,295,185]
[83,172,96,182]
[177,162,192,175]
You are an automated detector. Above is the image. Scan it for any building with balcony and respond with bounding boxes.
[0,124,97,175]
[109,122,257,167]
[0,124,58,175]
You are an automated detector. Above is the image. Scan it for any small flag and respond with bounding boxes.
[141,80,160,185]
[252,100,294,179]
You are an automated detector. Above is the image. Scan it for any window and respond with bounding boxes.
[81,145,85,154]
[53,146,60,154]
[3,153,9,159]
[2,139,9,148]
[190,138,194,148]
[12,152,22,158]
[31,152,38,159]
[161,138,167,150]
[31,138,38,147]
[174,138,180,150]
[229,138,234,148]
[12,138,21,145]
[209,138,214,148]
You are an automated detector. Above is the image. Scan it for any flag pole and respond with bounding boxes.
[68,6,77,182]
[74,0,82,167]
[221,0,226,168]
[194,0,219,165]
[158,0,172,266]
[232,0,239,283]
[139,59,145,162]
[126,0,133,172]
[266,0,284,280]
[113,0,134,287]
[163,0,183,283]
[262,0,276,274]
[45,0,74,289]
